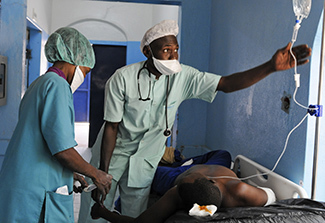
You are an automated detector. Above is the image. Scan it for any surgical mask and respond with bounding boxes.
[70,66,85,93]
[149,46,182,75]
[152,57,182,75]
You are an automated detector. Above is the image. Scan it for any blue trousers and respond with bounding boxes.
[151,150,231,196]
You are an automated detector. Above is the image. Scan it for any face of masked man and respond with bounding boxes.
[144,35,182,77]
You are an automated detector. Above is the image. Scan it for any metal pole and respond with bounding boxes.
[311,0,325,200]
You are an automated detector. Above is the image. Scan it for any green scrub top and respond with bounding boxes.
[103,61,221,188]
[0,72,77,222]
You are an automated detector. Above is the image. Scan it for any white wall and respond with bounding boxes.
[25,0,179,74]
[26,0,52,34]
[50,0,179,43]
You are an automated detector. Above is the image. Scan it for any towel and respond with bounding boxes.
[189,203,217,217]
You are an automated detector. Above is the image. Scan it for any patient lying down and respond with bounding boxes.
[91,164,276,223]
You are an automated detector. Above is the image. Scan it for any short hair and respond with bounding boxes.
[178,177,222,211]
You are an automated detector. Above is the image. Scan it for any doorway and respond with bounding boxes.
[26,18,42,87]
[73,44,127,147]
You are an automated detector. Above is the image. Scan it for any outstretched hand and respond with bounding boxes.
[271,42,311,72]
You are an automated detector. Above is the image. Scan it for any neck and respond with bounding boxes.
[52,61,75,84]
[146,59,162,80]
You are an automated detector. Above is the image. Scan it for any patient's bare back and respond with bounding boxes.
[175,165,268,208]
[175,165,237,184]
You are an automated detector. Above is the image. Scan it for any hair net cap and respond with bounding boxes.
[140,20,178,52]
[45,27,95,69]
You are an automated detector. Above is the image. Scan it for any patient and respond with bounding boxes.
[153,149,232,196]
[91,152,276,223]
[113,149,232,211]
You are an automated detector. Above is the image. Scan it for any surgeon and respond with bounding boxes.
[79,20,311,221]
[0,27,112,223]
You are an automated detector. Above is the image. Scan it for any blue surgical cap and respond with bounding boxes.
[45,27,95,68]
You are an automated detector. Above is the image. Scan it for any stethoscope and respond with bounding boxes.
[137,62,171,137]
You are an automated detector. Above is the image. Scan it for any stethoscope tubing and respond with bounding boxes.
[137,62,171,137]
[164,76,171,137]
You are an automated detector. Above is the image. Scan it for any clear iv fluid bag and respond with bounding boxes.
[293,0,311,19]
[291,0,311,42]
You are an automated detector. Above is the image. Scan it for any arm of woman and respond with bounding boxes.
[54,147,112,205]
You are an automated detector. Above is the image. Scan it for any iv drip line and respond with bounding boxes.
[289,41,314,110]
[209,113,309,181]
[210,40,316,182]
[209,2,317,181]
[289,37,309,110]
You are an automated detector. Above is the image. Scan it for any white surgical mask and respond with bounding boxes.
[149,46,182,75]
[70,66,85,93]
[152,57,182,75]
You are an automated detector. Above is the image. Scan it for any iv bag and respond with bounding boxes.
[293,0,311,19]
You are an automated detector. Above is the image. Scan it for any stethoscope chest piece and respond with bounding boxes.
[164,129,171,137]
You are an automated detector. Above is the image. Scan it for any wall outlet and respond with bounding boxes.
[281,91,291,114]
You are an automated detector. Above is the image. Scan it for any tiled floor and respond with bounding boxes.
[74,123,92,223]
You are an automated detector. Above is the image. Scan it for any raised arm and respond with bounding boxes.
[92,121,119,204]
[217,43,311,93]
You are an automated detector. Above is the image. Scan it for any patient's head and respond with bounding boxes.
[177,176,222,210]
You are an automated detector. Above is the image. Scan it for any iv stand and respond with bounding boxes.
[311,0,325,200]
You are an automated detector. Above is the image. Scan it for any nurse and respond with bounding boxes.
[79,20,311,221]
[0,27,112,223]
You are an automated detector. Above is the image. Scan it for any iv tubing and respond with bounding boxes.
[290,35,317,111]
[290,43,299,80]
[289,8,323,199]
[211,10,323,182]
[311,0,325,200]
[209,113,309,181]
[210,22,313,181]
[210,12,320,184]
